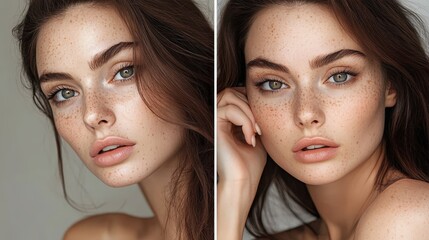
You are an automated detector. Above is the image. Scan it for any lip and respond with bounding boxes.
[90,136,136,167]
[292,137,339,163]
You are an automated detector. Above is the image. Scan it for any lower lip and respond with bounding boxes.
[93,146,134,167]
[294,147,338,163]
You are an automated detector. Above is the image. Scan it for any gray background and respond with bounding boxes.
[0,0,212,239]
[0,0,427,240]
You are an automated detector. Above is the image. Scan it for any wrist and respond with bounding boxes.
[217,181,258,240]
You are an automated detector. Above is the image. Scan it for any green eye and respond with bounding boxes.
[61,89,76,99]
[114,65,135,81]
[332,73,348,83]
[259,80,287,91]
[120,67,133,78]
[269,81,284,90]
[50,88,78,102]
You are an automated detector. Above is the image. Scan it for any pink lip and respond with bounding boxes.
[292,137,339,163]
[90,136,136,167]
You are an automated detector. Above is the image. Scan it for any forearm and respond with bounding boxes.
[217,180,257,240]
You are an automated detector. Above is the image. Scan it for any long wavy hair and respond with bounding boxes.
[14,0,214,239]
[218,0,429,238]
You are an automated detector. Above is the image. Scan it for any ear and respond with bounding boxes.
[385,81,397,107]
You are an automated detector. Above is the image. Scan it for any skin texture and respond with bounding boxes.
[244,4,398,239]
[245,4,395,186]
[37,4,184,239]
[37,4,184,188]
[217,3,429,240]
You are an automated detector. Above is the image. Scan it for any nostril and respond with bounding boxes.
[98,119,108,125]
[311,120,319,124]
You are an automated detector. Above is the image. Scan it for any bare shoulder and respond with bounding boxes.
[63,213,155,240]
[356,179,429,240]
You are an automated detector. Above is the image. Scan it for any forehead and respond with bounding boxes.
[36,3,133,75]
[245,3,362,62]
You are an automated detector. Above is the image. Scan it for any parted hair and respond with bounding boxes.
[14,0,214,239]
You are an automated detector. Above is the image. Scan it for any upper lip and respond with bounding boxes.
[90,136,136,157]
[292,137,339,152]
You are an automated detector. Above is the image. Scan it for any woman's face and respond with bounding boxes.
[37,4,184,187]
[245,4,396,185]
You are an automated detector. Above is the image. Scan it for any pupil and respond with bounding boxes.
[120,67,134,78]
[334,73,347,82]
[62,90,74,99]
[269,81,281,89]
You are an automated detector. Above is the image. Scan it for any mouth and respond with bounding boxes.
[293,137,339,153]
[301,145,329,151]
[99,145,124,154]
[293,137,339,163]
[90,136,136,167]
[90,136,136,158]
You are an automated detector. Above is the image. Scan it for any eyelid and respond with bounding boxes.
[45,85,79,106]
[46,85,72,99]
[249,71,290,92]
[325,68,357,85]
[111,63,135,82]
[255,78,289,92]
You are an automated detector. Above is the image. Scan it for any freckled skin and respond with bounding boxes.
[36,4,184,187]
[245,4,396,185]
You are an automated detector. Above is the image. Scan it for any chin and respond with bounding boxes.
[101,178,137,188]
[298,174,342,186]
[95,166,149,188]
[282,161,349,186]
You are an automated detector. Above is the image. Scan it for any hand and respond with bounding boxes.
[217,87,267,186]
[217,87,267,240]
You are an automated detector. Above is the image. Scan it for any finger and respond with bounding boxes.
[218,88,248,105]
[233,86,247,96]
[228,88,262,135]
[231,87,249,103]
[218,104,256,146]
[218,89,256,132]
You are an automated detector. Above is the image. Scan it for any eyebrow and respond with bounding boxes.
[89,41,135,70]
[246,49,366,72]
[310,49,365,68]
[247,58,290,73]
[39,72,73,83]
[39,41,135,83]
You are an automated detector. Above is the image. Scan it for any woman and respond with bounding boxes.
[14,0,213,239]
[217,0,429,239]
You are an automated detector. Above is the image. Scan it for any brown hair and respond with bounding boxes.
[218,0,429,238]
[14,0,213,239]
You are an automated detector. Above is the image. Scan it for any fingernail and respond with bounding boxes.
[255,123,262,136]
[251,135,256,147]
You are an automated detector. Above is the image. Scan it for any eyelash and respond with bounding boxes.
[254,69,358,93]
[112,63,135,82]
[46,85,78,106]
[255,79,288,93]
[45,63,135,106]
[325,69,358,86]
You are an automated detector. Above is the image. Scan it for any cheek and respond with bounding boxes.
[339,80,386,151]
[53,108,87,154]
[131,99,184,156]
[249,95,294,145]
[340,80,385,132]
[138,115,184,174]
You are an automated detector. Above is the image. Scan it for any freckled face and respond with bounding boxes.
[37,4,184,187]
[245,4,396,185]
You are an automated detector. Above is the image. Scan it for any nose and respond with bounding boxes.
[293,87,325,129]
[83,92,116,131]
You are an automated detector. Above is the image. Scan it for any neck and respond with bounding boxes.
[306,144,384,240]
[138,152,186,240]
